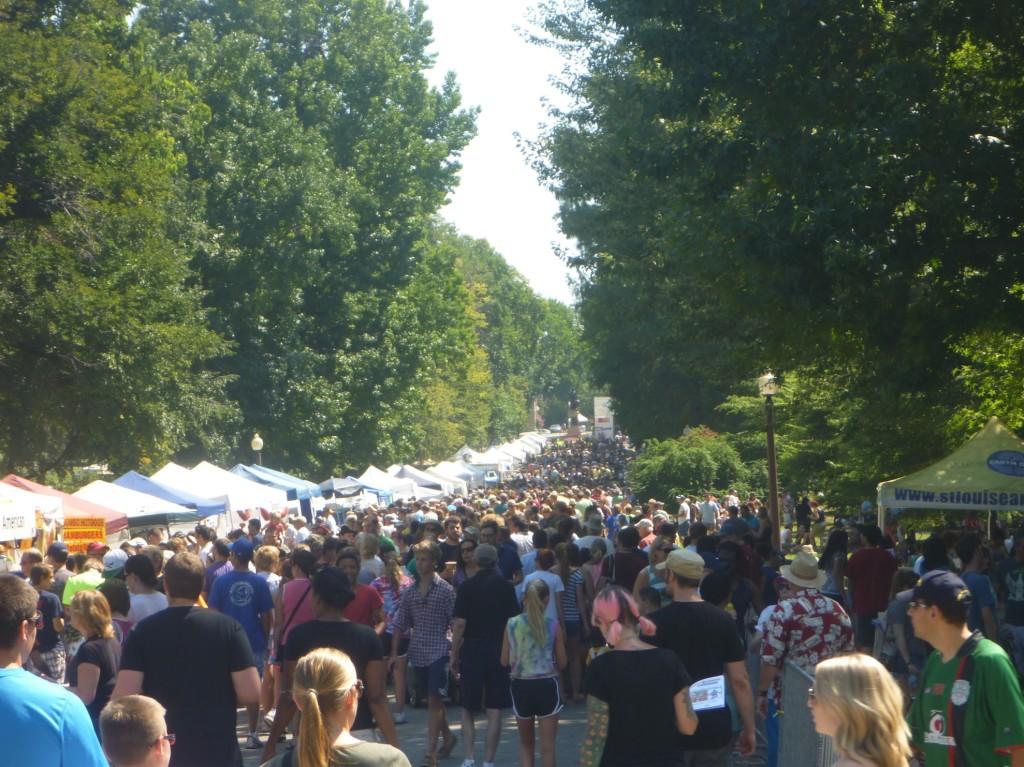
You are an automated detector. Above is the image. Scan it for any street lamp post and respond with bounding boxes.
[758,372,781,551]
[251,433,264,466]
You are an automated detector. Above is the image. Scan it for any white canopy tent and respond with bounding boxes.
[152,461,289,532]
[429,461,482,490]
[423,469,468,496]
[359,466,418,501]
[152,463,238,511]
[495,442,529,462]
[74,481,192,521]
[190,461,290,511]
[387,464,461,495]
[431,461,475,481]
[0,483,62,541]
[451,445,485,464]
[470,448,515,473]
[519,431,547,449]
[0,482,62,520]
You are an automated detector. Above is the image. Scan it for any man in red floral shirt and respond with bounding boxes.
[758,549,854,767]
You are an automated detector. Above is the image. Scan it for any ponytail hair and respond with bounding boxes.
[292,648,360,767]
[385,550,404,594]
[592,585,656,646]
[524,578,550,646]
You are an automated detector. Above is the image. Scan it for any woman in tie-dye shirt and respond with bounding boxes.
[372,552,413,724]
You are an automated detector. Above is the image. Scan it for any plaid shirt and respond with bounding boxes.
[393,573,455,666]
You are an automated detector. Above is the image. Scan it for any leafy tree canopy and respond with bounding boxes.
[536,0,1024,508]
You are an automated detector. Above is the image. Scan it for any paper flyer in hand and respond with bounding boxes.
[690,675,727,711]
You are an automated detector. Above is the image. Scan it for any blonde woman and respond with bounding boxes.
[810,654,911,767]
[356,533,384,585]
[259,647,409,767]
[67,589,122,733]
[501,578,567,767]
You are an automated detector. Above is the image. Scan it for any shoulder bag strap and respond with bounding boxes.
[280,582,312,639]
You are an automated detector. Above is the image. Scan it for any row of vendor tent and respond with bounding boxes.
[0,430,555,543]
[0,459,323,543]
[449,432,549,474]
[313,432,553,507]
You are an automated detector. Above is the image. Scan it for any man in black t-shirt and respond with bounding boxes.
[112,553,260,767]
[450,544,521,767]
[439,517,463,565]
[650,549,757,765]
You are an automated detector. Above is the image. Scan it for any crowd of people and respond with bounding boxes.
[3,435,1024,767]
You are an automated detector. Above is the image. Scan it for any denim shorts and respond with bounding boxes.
[413,656,449,698]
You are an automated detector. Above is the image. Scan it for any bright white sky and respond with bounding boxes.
[423,0,576,304]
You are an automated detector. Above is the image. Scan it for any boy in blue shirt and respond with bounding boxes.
[209,537,273,748]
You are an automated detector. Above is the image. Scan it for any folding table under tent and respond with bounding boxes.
[73,480,198,532]
[115,471,227,518]
[3,474,128,535]
[876,416,1024,527]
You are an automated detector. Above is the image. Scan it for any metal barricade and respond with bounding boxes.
[778,661,839,767]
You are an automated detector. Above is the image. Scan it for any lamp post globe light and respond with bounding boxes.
[758,372,781,551]
[251,433,264,466]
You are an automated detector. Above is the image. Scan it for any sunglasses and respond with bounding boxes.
[808,687,816,701]
[154,733,176,747]
[908,600,931,611]
[342,679,364,698]
[25,611,42,630]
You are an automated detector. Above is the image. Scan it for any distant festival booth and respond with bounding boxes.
[0,482,59,547]
[4,474,128,536]
[877,416,1024,526]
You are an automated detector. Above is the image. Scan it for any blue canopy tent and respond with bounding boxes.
[114,471,227,518]
[231,464,322,522]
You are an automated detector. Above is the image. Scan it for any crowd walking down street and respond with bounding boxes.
[5,435,1024,767]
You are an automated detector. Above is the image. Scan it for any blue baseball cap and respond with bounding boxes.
[898,570,972,612]
[230,538,255,560]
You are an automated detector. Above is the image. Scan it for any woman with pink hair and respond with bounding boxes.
[582,586,698,767]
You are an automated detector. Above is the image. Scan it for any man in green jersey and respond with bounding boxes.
[907,570,1024,767]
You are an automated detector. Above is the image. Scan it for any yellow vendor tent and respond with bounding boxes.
[877,417,1024,517]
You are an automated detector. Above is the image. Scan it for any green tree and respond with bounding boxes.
[628,428,753,505]
[0,1,233,477]
[134,0,476,474]
[452,231,591,440]
[536,0,1024,495]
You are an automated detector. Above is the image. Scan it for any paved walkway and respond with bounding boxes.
[239,697,768,766]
